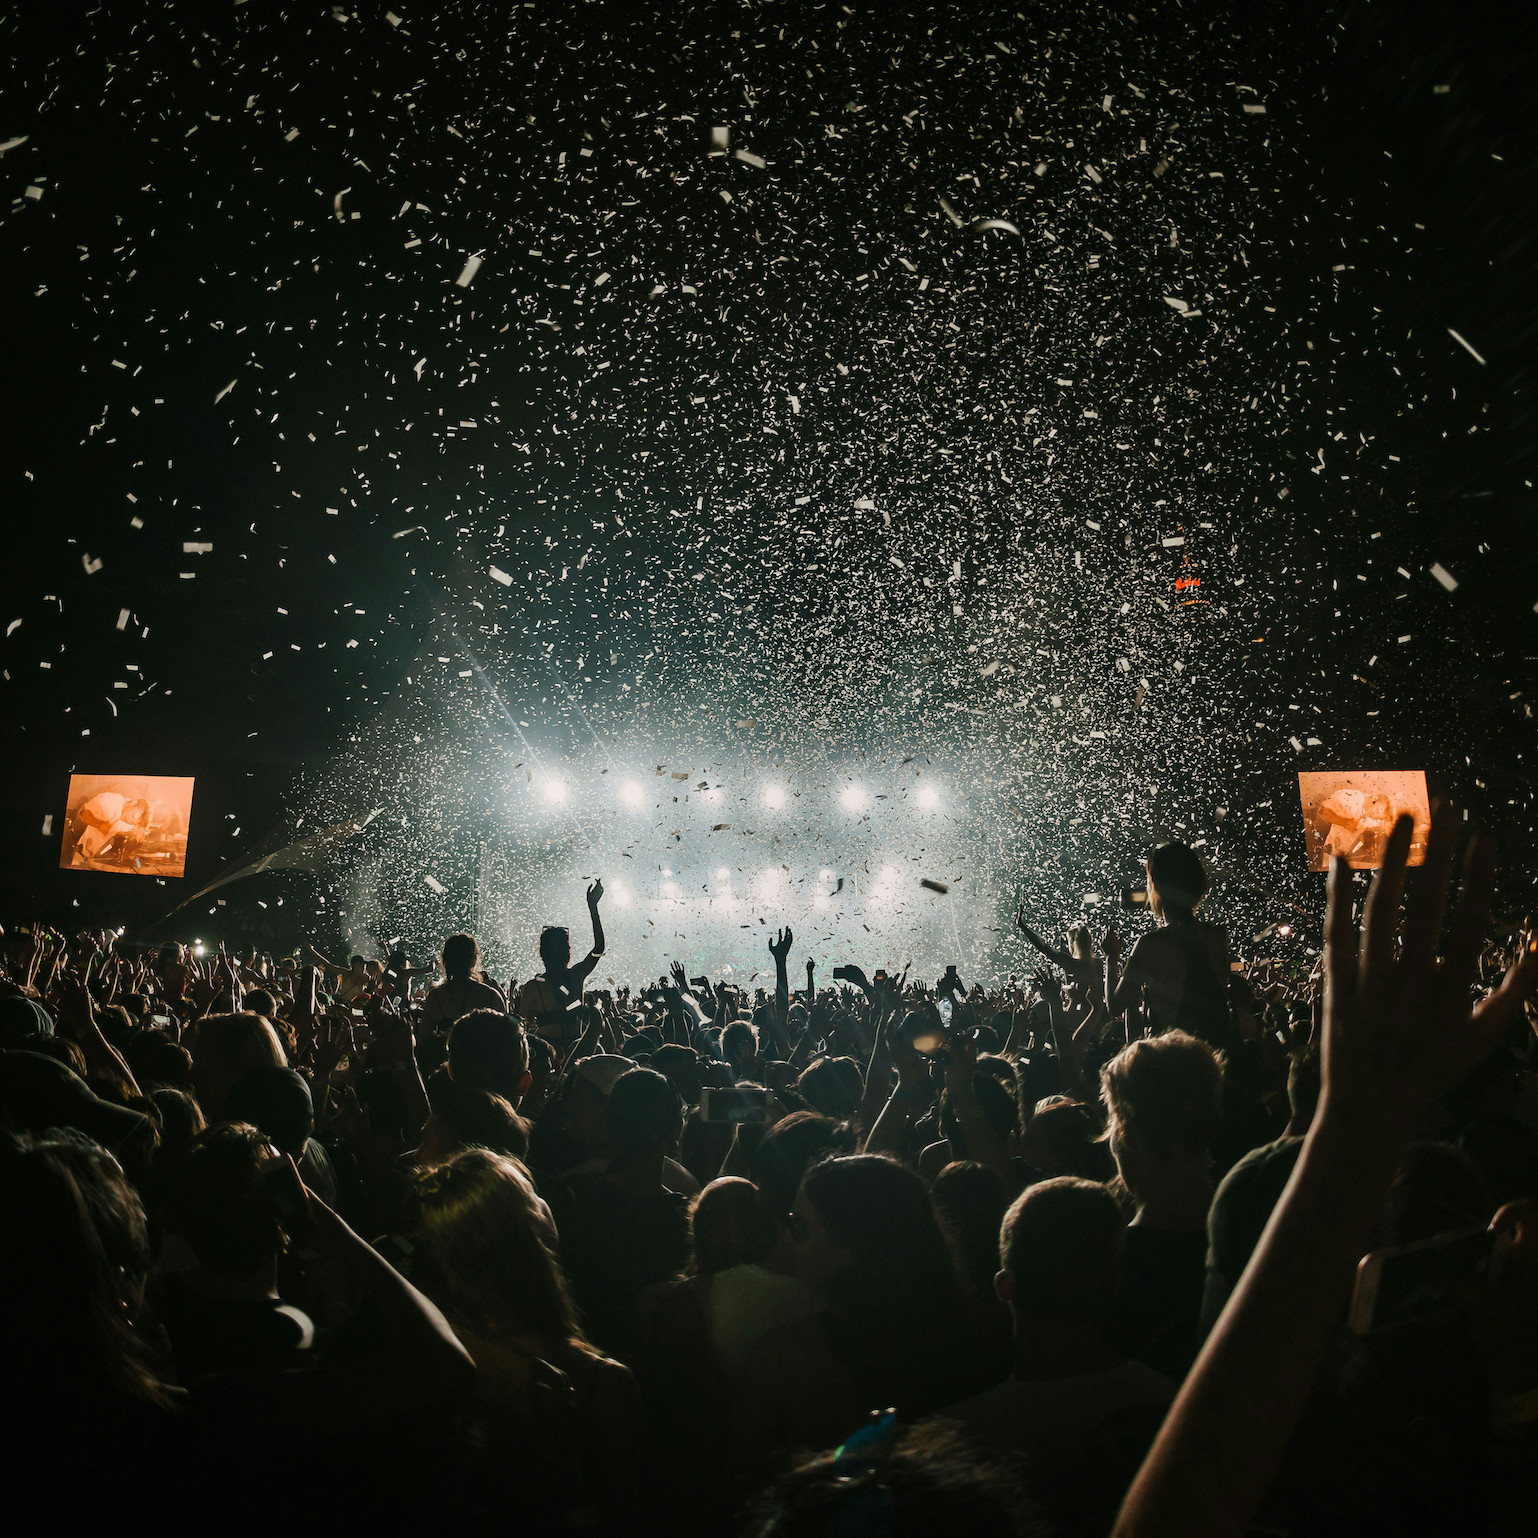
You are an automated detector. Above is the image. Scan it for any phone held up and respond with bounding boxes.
[1121,887,1151,910]
[700,1086,768,1125]
[1348,1224,1508,1335]
[261,1155,318,1246]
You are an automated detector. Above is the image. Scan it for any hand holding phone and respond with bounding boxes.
[261,1154,318,1246]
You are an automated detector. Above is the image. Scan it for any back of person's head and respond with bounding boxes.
[242,987,279,1017]
[441,933,479,981]
[606,1067,682,1162]
[651,1042,703,1107]
[1145,841,1209,917]
[691,1176,776,1274]
[931,1160,1008,1301]
[150,1087,205,1168]
[190,1011,286,1121]
[349,955,367,970]
[169,1122,282,1279]
[448,1009,529,1100]
[0,1129,170,1410]
[999,1177,1125,1321]
[538,925,571,973]
[799,1156,964,1412]
[223,1065,314,1156]
[18,1031,88,1078]
[796,1055,863,1120]
[750,1110,848,1219]
[416,1147,581,1343]
[941,1070,1020,1155]
[437,1084,529,1161]
[744,1421,1031,1538]
[1022,1097,1117,1182]
[94,1003,135,1054]
[1100,1030,1223,1159]
[723,1020,758,1066]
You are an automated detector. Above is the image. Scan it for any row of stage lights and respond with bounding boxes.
[603,862,904,912]
[536,779,943,813]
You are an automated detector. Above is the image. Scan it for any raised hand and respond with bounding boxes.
[769,927,794,963]
[669,960,690,993]
[586,878,604,908]
[1321,803,1538,1144]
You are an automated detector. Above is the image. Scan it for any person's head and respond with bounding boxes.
[416,1148,582,1345]
[441,933,480,982]
[1145,841,1209,922]
[560,1054,635,1156]
[241,987,279,1018]
[794,1155,967,1413]
[651,1042,704,1108]
[744,1421,1030,1538]
[538,925,572,975]
[750,1110,849,1224]
[0,1129,172,1410]
[168,1122,284,1282]
[796,1055,864,1120]
[997,1176,1125,1325]
[931,1160,1008,1302]
[149,1087,205,1167]
[1100,1032,1223,1201]
[448,1009,530,1103]
[691,1176,776,1274]
[223,1066,314,1157]
[606,1067,682,1165]
[348,955,367,975]
[940,1070,1020,1158]
[1020,1097,1117,1182]
[723,1020,759,1076]
[421,1084,529,1167]
[190,1011,287,1121]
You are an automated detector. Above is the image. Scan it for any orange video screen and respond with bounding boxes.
[1298,770,1431,872]
[60,774,195,878]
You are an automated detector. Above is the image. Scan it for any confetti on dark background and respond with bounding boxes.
[2,1,1534,979]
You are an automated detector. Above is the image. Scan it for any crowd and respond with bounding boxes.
[4,808,1538,1536]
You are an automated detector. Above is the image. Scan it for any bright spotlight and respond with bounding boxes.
[716,867,732,883]
[620,779,645,808]
[840,785,869,813]
[541,778,568,805]
[914,784,940,811]
[609,881,632,908]
[819,869,835,881]
[763,784,787,810]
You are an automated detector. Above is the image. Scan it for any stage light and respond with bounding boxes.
[541,778,568,805]
[1278,924,1293,938]
[914,784,940,811]
[716,867,732,883]
[762,784,787,810]
[620,779,645,808]
[819,869,834,881]
[610,881,632,908]
[703,786,724,806]
[840,785,869,813]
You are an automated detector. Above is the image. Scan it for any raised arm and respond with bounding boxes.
[1016,904,1079,972]
[1113,805,1538,1538]
[586,878,606,958]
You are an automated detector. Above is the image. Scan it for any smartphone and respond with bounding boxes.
[937,996,954,1028]
[1121,887,1150,910]
[700,1086,768,1124]
[261,1156,318,1244]
[1230,962,1246,973]
[151,1013,171,1027]
[1348,1224,1504,1334]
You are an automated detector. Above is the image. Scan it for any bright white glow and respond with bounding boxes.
[703,786,724,806]
[609,881,632,908]
[716,867,732,883]
[661,880,681,899]
[662,868,673,878]
[914,784,940,811]
[620,779,645,808]
[541,778,568,805]
[840,785,869,813]
[819,869,835,882]
[762,784,787,810]
[756,866,786,900]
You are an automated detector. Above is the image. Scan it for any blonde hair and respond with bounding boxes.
[416,1149,585,1346]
